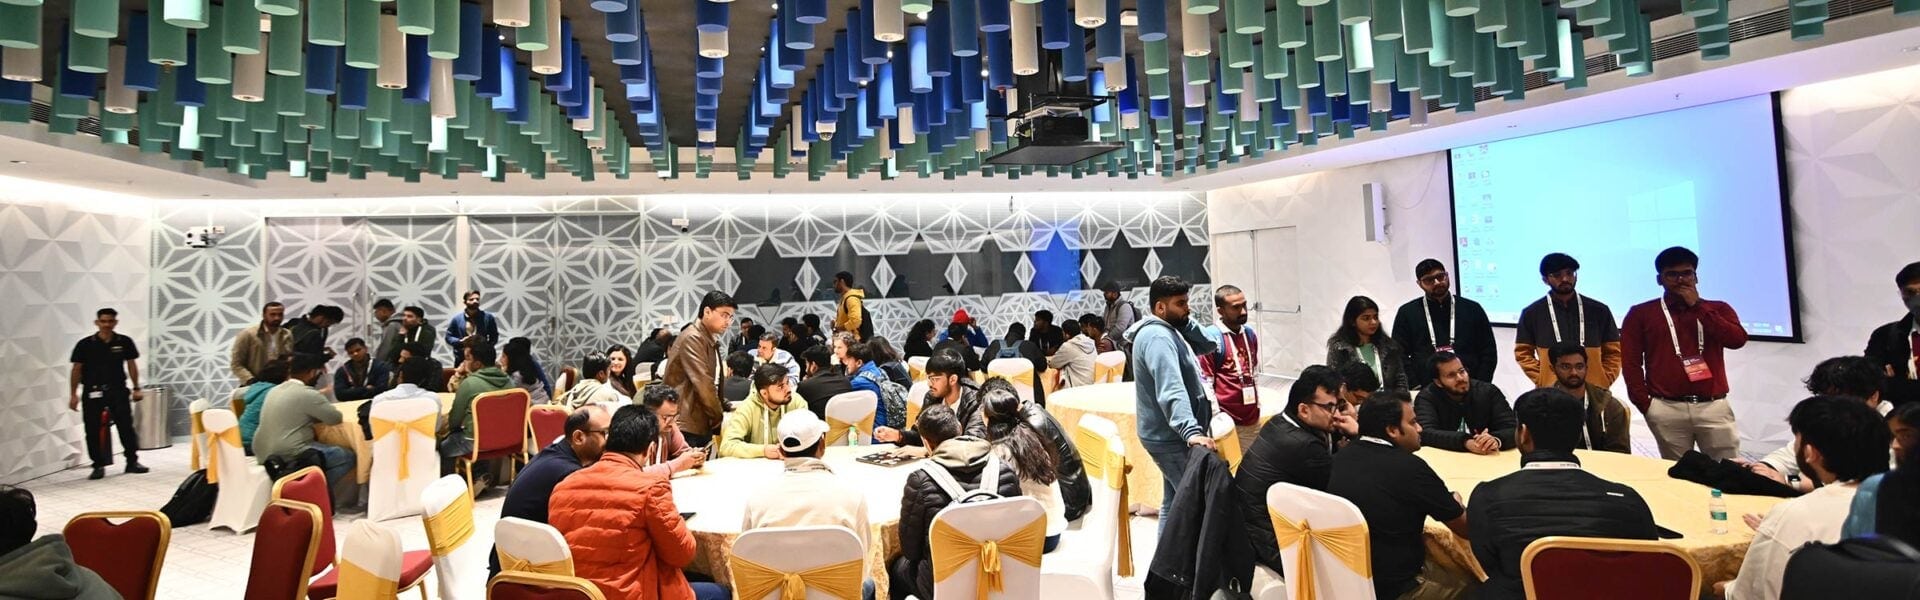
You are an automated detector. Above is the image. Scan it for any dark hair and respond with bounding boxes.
[564,404,604,437]
[783,434,825,459]
[846,338,876,364]
[642,383,679,409]
[1788,395,1893,482]
[745,324,767,343]
[908,319,937,342]
[264,301,284,311]
[699,291,738,312]
[1415,258,1446,279]
[868,337,900,363]
[581,351,611,380]
[1330,295,1384,347]
[1148,276,1191,305]
[291,352,329,374]
[344,337,368,350]
[1539,253,1579,276]
[1336,360,1379,394]
[1286,365,1344,417]
[741,317,755,325]
[758,332,782,345]
[927,349,968,377]
[1078,314,1105,332]
[1003,322,1027,341]
[780,317,799,330]
[1213,284,1244,307]
[1428,351,1462,378]
[96,307,118,318]
[1547,343,1587,365]
[834,271,854,286]
[1804,356,1885,400]
[752,363,790,390]
[1655,246,1699,272]
[1513,388,1585,452]
[466,341,497,366]
[604,404,660,454]
[403,306,425,319]
[980,379,1058,485]
[1099,280,1122,294]
[946,322,971,340]
[802,314,822,330]
[503,337,542,385]
[399,342,430,359]
[399,353,437,385]
[1061,320,1081,338]
[916,402,962,447]
[1892,402,1920,427]
[0,485,34,557]
[1357,391,1413,439]
[373,299,395,311]
[253,357,292,385]
[1898,261,1920,288]
[1035,310,1054,323]
[605,344,636,383]
[801,344,835,372]
[313,305,345,322]
[465,290,483,301]
[726,351,756,378]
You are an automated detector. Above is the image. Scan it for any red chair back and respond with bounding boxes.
[474,389,533,455]
[63,511,170,600]
[245,500,324,600]
[488,572,607,600]
[272,466,336,568]
[1522,536,1701,600]
[528,405,569,448]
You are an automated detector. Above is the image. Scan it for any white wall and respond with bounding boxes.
[0,177,151,484]
[1208,63,1920,455]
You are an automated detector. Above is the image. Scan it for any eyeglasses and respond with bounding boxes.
[583,429,609,437]
[1419,273,1450,285]
[1661,269,1698,281]
[1306,401,1342,413]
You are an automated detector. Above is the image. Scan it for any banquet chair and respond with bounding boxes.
[908,356,929,382]
[1521,537,1701,600]
[1093,352,1126,384]
[1212,412,1244,473]
[368,396,442,521]
[528,405,569,452]
[555,367,578,399]
[423,474,488,600]
[487,572,607,600]
[203,408,272,533]
[279,465,436,600]
[244,500,324,600]
[1266,481,1373,600]
[823,391,878,446]
[987,358,1037,405]
[727,526,866,600]
[494,517,575,576]
[230,396,248,421]
[1040,415,1130,598]
[458,388,533,492]
[634,362,655,383]
[905,382,928,429]
[929,497,1048,600]
[188,399,209,471]
[63,511,170,600]
[336,520,431,600]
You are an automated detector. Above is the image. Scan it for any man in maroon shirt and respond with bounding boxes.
[1621,247,1750,460]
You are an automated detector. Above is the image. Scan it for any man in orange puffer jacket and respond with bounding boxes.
[548,404,727,600]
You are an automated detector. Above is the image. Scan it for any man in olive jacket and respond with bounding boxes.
[663,291,737,447]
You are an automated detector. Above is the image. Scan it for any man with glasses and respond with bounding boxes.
[665,291,736,447]
[1622,246,1749,460]
[1232,365,1357,575]
[1514,253,1623,389]
[1393,259,1498,389]
[639,384,707,476]
[489,404,610,578]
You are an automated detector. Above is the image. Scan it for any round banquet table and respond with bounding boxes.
[1045,382,1287,509]
[672,445,921,598]
[314,393,457,484]
[1413,448,1787,597]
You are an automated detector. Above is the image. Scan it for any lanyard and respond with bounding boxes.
[1659,298,1705,359]
[1224,330,1258,401]
[1423,294,1455,348]
[1546,295,1586,346]
[1358,436,1392,446]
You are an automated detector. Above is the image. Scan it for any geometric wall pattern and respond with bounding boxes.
[262,218,463,369]
[0,183,150,484]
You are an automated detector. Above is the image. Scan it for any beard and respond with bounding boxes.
[1796,445,1822,489]
[1553,282,1575,296]
[1559,376,1585,390]
[1223,314,1248,329]
[1166,314,1191,329]
[1907,295,1920,319]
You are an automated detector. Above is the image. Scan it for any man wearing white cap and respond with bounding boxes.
[741,411,872,551]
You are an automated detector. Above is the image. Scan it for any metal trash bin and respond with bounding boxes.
[134,386,172,450]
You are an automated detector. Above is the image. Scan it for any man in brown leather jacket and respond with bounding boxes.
[663,291,737,447]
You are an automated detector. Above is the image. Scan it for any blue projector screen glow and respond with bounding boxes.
[1449,95,1797,338]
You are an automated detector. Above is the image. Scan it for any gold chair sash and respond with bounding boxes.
[824,413,875,446]
[909,364,927,382]
[497,549,575,577]
[1092,362,1122,384]
[370,414,438,480]
[1000,369,1034,387]
[423,492,475,557]
[1269,509,1372,600]
[337,560,400,600]
[730,555,864,600]
[205,427,241,484]
[1215,428,1244,473]
[906,401,923,431]
[930,517,1046,600]
[190,412,207,472]
[1072,426,1134,578]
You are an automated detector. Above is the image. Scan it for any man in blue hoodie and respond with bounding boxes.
[1127,276,1221,517]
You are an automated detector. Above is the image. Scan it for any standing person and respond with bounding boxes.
[752,333,801,388]
[331,338,392,402]
[1126,276,1216,517]
[1233,366,1356,575]
[1200,285,1263,449]
[1048,315,1102,389]
[1865,261,1920,408]
[1102,281,1141,354]
[795,345,854,423]
[255,353,354,493]
[1030,311,1066,356]
[903,319,937,359]
[68,308,149,480]
[1621,246,1750,460]
[1393,259,1498,389]
[1328,393,1473,600]
[488,404,610,578]
[445,290,502,350]
[384,306,435,365]
[371,299,402,365]
[1327,296,1408,392]
[718,363,812,459]
[664,291,735,447]
[833,271,869,340]
[285,305,344,359]
[1514,253,1623,389]
[1546,344,1633,453]
[230,302,293,384]
[1414,352,1518,455]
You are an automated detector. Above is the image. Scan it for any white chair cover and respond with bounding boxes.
[202,408,271,534]
[730,526,865,600]
[493,517,573,575]
[633,362,655,383]
[986,358,1037,405]
[421,475,488,600]
[929,496,1047,600]
[367,397,441,522]
[907,356,930,382]
[338,520,406,599]
[1093,352,1127,383]
[188,399,210,472]
[905,382,928,429]
[1040,415,1124,598]
[822,391,878,446]
[1268,482,1374,600]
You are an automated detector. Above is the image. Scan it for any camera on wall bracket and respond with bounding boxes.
[185,225,225,248]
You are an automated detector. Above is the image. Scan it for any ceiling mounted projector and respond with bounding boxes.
[983,95,1125,167]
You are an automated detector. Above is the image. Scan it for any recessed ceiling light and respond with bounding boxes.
[9,160,25,164]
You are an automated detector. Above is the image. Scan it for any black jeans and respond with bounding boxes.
[81,386,139,467]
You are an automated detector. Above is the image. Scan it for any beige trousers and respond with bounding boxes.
[1646,397,1741,460]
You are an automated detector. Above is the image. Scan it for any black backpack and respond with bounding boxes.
[158,470,218,527]
[858,304,875,341]
[1783,536,1920,599]
[263,448,328,482]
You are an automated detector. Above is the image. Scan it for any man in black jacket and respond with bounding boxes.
[1415,352,1517,454]
[888,404,1024,600]
[1865,261,1920,408]
[1233,365,1356,575]
[1393,259,1498,388]
[794,344,854,423]
[877,350,984,446]
[286,305,344,359]
[1148,447,1252,600]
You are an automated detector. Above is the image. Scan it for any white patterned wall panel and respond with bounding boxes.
[554,216,648,353]
[764,206,846,258]
[152,203,266,404]
[919,203,991,255]
[845,202,920,256]
[264,218,370,366]
[364,218,462,364]
[470,217,561,365]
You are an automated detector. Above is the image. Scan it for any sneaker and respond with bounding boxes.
[125,462,150,474]
[88,467,105,480]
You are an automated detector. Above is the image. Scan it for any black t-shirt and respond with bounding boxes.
[795,373,854,422]
[1466,461,1660,600]
[71,333,139,387]
[1327,441,1463,600]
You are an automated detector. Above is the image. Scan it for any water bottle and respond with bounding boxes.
[1709,489,1729,535]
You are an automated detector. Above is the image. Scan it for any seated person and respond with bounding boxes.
[638,384,707,476]
[742,411,874,554]
[563,352,629,408]
[442,343,513,483]
[548,405,726,600]
[1752,356,1888,492]
[1541,343,1631,454]
[980,377,1090,522]
[982,324,1046,404]
[753,332,802,389]
[723,351,755,408]
[1336,359,1379,410]
[1468,388,1659,600]
[360,353,445,440]
[1722,396,1891,600]
[1842,403,1918,540]
[236,358,290,453]
[795,345,854,423]
[331,337,392,402]
[1414,351,1517,454]
[887,404,1023,600]
[255,353,354,492]
[1328,392,1472,600]
[844,340,895,428]
[875,350,985,446]
[1047,315,1102,389]
[980,381,1065,552]
[1234,365,1356,575]
[719,363,812,459]
[0,486,117,599]
[489,404,609,578]
[389,343,443,391]
[502,337,552,406]
[933,321,984,373]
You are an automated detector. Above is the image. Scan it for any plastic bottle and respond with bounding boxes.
[1709,488,1729,535]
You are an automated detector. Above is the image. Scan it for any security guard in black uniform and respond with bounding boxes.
[68,308,149,480]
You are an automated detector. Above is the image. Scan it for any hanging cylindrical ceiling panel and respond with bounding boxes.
[518,0,552,50]
[346,0,381,67]
[1010,2,1038,74]
[305,43,338,92]
[979,0,1010,32]
[105,46,137,113]
[1041,0,1070,48]
[699,29,728,58]
[166,0,211,29]
[984,29,1011,88]
[430,0,462,57]
[495,0,530,26]
[268,16,303,76]
[1311,7,1341,60]
[74,0,120,39]
[151,10,191,65]
[1180,12,1209,56]
[908,24,933,91]
[1,46,38,81]
[378,14,407,88]
[949,0,979,53]
[221,0,260,53]
[404,35,431,101]
[233,35,268,100]
[874,0,906,40]
[0,4,38,50]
